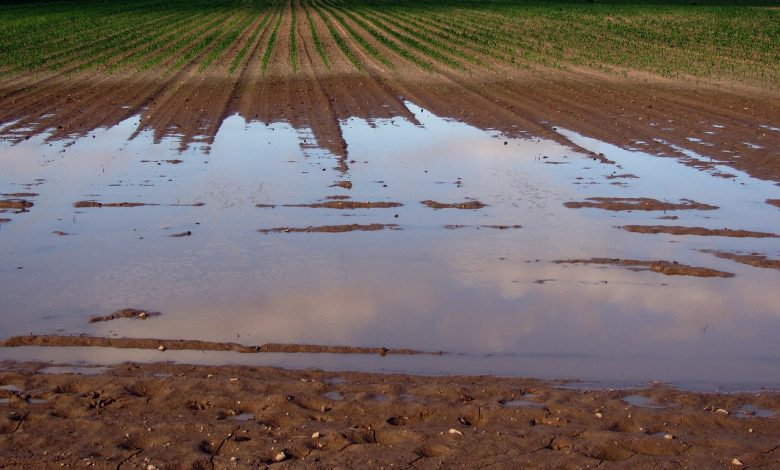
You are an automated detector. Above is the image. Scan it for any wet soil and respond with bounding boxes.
[282,201,403,209]
[767,199,780,208]
[563,198,718,212]
[421,200,487,210]
[0,336,427,356]
[555,258,735,278]
[0,362,778,469]
[444,225,522,230]
[0,200,33,210]
[73,201,205,208]
[621,225,778,238]
[700,250,780,271]
[88,309,161,324]
[259,224,400,234]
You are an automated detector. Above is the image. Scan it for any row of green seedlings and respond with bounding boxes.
[0,0,176,71]
[2,5,189,73]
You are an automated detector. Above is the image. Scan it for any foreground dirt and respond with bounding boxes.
[0,362,778,469]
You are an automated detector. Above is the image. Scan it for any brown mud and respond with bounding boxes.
[621,225,778,238]
[1,72,778,183]
[700,250,780,271]
[564,198,718,212]
[444,224,522,230]
[283,201,402,209]
[88,309,161,324]
[0,200,33,210]
[767,199,780,208]
[259,224,400,233]
[0,336,428,356]
[421,200,487,210]
[555,258,735,278]
[0,362,778,469]
[73,201,205,208]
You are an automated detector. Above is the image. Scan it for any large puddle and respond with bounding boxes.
[1,102,779,389]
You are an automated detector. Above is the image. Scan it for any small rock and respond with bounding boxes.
[732,458,743,466]
[664,434,674,440]
[158,345,166,351]
[748,428,754,433]
[230,456,237,462]
[448,428,463,436]
[147,465,158,470]
[594,412,603,418]
[139,312,147,319]
[274,451,288,462]
[311,432,321,439]
[716,408,729,415]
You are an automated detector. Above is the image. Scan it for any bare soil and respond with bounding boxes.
[88,309,162,324]
[259,224,400,233]
[563,198,718,212]
[621,225,778,238]
[700,250,780,271]
[0,362,778,469]
[421,200,487,210]
[554,258,735,278]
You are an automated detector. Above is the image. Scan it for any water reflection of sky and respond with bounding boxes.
[1,102,779,388]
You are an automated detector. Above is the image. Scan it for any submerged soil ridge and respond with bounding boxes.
[555,258,735,278]
[0,361,778,468]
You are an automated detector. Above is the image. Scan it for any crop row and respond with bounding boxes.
[0,0,776,85]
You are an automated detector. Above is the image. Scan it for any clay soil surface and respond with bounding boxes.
[1,362,779,469]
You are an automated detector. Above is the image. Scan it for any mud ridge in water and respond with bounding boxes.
[422,200,487,210]
[564,198,718,211]
[88,309,161,324]
[444,225,522,230]
[767,199,780,208]
[259,224,400,234]
[700,250,780,271]
[1,193,38,197]
[555,258,735,278]
[0,218,10,224]
[621,225,778,238]
[73,201,205,208]
[283,201,402,209]
[0,335,432,356]
[0,200,33,210]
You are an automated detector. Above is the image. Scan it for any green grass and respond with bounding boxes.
[0,0,777,85]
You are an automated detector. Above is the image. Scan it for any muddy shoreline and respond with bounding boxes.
[0,361,778,469]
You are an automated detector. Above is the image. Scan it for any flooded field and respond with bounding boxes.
[1,100,778,389]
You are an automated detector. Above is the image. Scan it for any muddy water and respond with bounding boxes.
[1,103,779,389]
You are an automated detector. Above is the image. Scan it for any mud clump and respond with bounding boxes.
[255,204,276,208]
[621,225,778,238]
[564,197,718,211]
[0,218,10,224]
[604,174,638,180]
[1,193,38,197]
[170,231,192,237]
[767,199,780,208]
[285,201,402,209]
[330,181,353,189]
[88,308,161,323]
[260,224,400,234]
[700,250,780,271]
[0,199,33,210]
[555,258,734,278]
[422,200,487,210]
